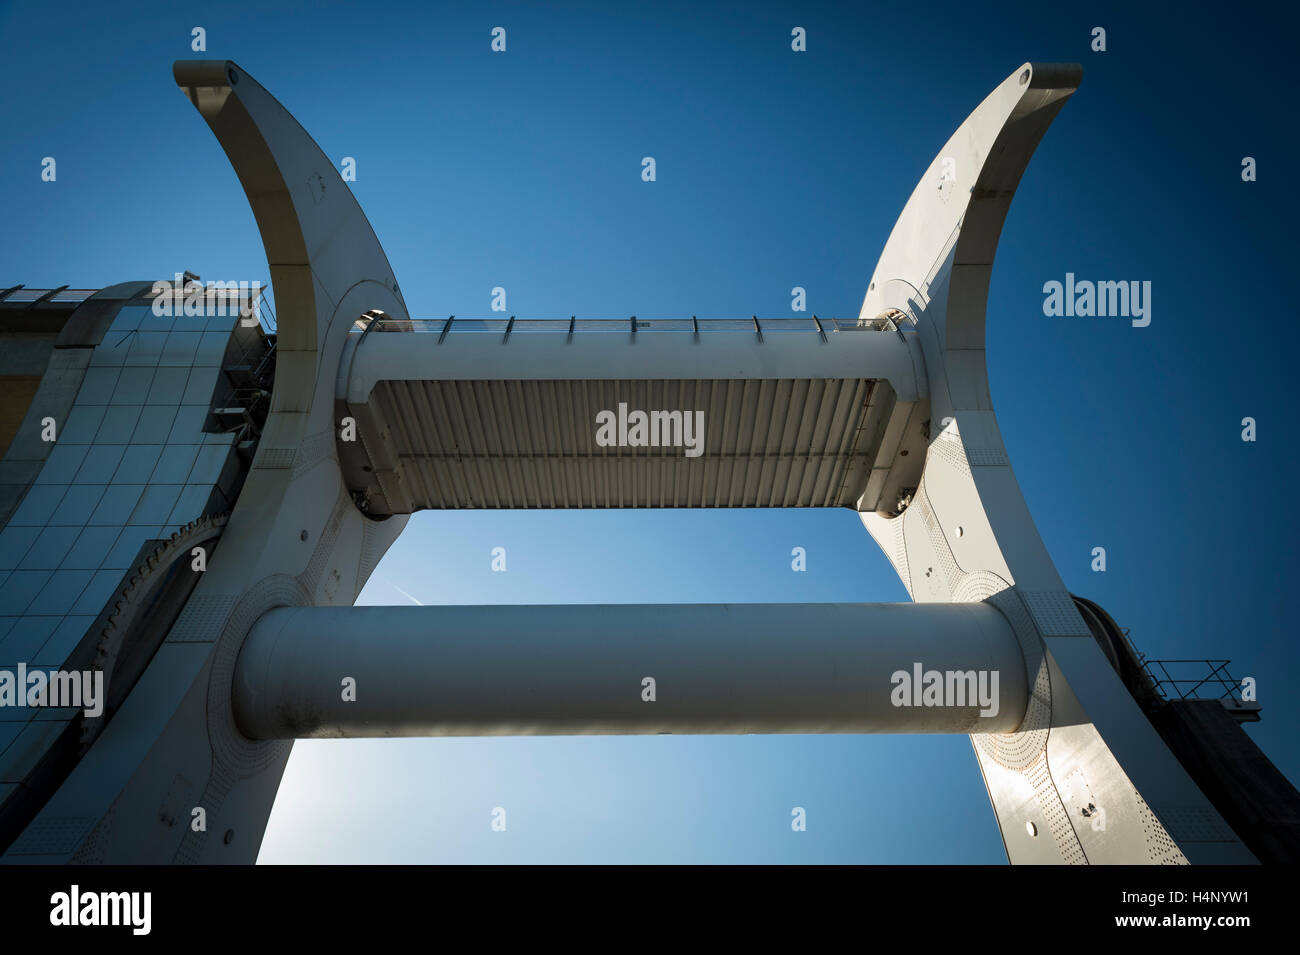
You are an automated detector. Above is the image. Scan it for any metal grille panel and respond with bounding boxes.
[369,377,882,508]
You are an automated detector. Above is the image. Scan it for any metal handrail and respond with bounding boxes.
[1142,658,1250,703]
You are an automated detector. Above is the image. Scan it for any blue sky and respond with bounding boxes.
[1,0,1295,862]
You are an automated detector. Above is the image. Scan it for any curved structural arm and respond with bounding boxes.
[173,60,409,352]
[859,64,1256,864]
[6,62,415,865]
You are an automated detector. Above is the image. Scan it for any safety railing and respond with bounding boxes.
[1142,658,1255,705]
[353,314,907,342]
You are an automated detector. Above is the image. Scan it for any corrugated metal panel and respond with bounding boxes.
[370,378,881,508]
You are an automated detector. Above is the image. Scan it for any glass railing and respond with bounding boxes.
[354,315,903,336]
[0,286,98,305]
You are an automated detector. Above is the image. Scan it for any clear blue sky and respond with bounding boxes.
[1,0,1295,863]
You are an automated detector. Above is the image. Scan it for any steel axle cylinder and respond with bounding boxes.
[232,602,1028,739]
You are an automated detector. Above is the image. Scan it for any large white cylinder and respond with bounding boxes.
[232,602,1028,739]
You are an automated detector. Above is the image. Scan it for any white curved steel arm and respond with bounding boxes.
[173,60,408,350]
[860,64,1256,864]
